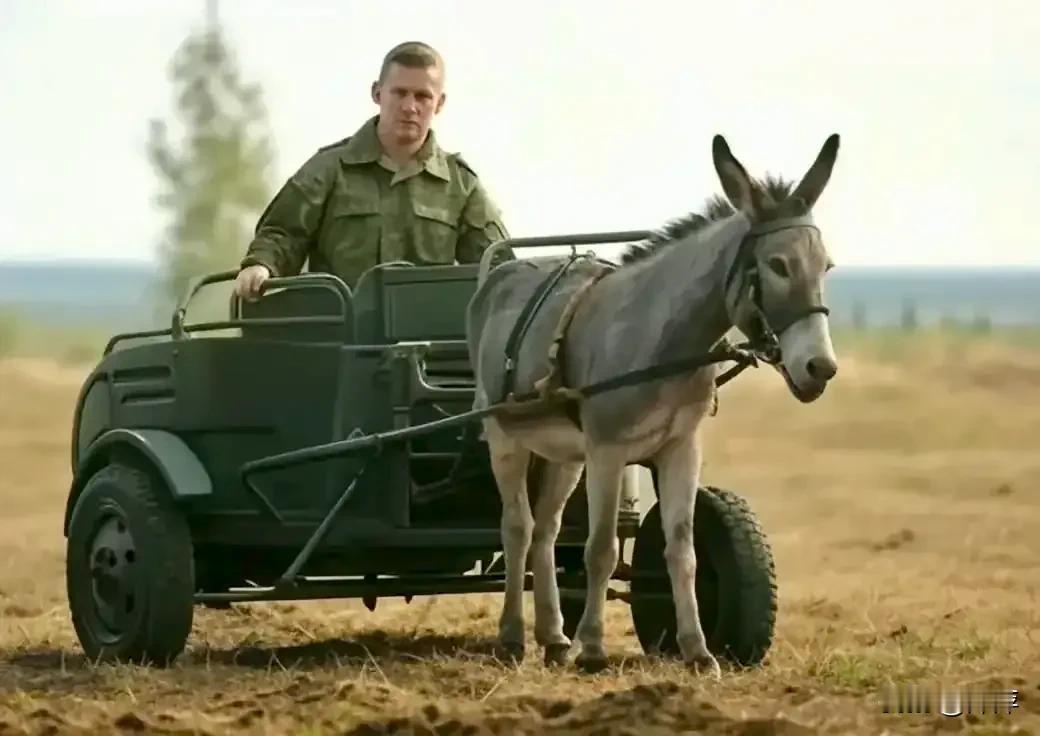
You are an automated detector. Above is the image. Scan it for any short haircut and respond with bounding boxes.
[378,41,444,82]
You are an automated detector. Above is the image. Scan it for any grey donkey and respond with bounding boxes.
[465,133,840,675]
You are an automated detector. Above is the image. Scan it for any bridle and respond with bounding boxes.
[724,214,831,369]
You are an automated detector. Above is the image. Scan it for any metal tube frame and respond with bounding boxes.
[192,570,649,605]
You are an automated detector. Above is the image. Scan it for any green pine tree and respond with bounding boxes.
[147,0,275,320]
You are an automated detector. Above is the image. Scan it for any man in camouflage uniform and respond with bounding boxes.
[235,41,510,298]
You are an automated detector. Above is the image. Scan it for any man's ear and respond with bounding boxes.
[435,92,446,115]
[371,80,381,105]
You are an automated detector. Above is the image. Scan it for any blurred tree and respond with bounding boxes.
[0,307,20,357]
[851,300,867,331]
[900,298,918,332]
[147,0,275,319]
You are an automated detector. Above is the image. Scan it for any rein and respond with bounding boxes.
[493,214,828,413]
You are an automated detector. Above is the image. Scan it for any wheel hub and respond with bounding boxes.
[88,516,138,633]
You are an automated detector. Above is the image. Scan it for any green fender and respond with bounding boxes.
[64,428,212,535]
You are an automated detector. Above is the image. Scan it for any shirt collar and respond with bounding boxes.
[340,115,450,182]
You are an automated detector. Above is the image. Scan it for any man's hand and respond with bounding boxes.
[234,264,271,300]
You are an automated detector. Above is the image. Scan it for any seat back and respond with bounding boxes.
[352,263,479,344]
[237,278,354,344]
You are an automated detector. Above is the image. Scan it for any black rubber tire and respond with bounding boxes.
[629,486,777,667]
[66,462,195,666]
[560,588,584,640]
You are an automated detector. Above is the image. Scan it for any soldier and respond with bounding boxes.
[234,41,510,299]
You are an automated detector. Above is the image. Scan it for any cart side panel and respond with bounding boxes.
[167,338,363,522]
[329,344,408,528]
[74,373,111,468]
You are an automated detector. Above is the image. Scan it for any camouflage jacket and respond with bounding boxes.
[241,116,509,288]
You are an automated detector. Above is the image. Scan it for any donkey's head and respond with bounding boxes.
[713,134,840,402]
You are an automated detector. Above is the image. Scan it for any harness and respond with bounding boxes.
[494,214,830,420]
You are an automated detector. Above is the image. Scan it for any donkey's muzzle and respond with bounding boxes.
[805,354,838,383]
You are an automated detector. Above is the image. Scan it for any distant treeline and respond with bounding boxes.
[2,261,1037,332]
[2,266,1039,364]
[816,267,1039,330]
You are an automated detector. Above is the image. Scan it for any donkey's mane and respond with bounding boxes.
[620,174,796,265]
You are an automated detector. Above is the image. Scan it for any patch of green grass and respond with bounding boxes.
[832,325,1040,363]
[949,633,994,662]
[807,651,888,691]
[0,309,111,364]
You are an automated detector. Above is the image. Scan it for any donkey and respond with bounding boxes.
[465,134,840,675]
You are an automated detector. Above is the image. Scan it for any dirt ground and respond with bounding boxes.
[1,334,1038,735]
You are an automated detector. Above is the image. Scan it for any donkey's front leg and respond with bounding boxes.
[656,432,721,679]
[574,448,625,673]
[485,419,533,662]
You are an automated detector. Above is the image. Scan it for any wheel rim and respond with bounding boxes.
[87,512,141,640]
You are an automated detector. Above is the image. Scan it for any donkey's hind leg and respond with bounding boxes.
[574,447,626,673]
[531,460,584,666]
[656,432,722,679]
[484,418,533,662]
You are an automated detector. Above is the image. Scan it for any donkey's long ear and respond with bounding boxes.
[712,135,756,215]
[791,134,840,209]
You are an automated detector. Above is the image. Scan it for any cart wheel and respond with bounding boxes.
[66,462,194,666]
[629,486,776,667]
[560,589,584,640]
[553,545,585,640]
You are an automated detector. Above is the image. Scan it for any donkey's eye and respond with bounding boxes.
[767,257,789,278]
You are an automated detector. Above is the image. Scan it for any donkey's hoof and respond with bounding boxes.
[686,652,722,680]
[575,652,609,674]
[496,642,525,665]
[543,642,571,667]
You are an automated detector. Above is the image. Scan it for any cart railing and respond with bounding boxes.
[102,230,654,356]
[103,270,356,355]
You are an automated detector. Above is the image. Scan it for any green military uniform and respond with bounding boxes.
[241,115,509,288]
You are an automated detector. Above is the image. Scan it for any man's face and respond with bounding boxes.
[372,62,445,145]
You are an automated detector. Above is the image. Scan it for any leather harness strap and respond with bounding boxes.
[530,262,615,401]
[500,254,587,402]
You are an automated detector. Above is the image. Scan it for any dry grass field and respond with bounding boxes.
[1,330,1038,735]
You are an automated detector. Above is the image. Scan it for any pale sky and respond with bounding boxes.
[1,0,1037,267]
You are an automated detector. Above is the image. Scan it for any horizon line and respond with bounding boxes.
[2,257,1040,271]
